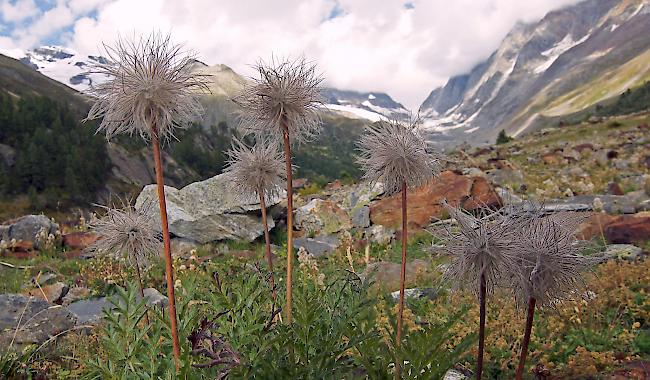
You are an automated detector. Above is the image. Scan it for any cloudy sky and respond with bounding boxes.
[0,0,579,108]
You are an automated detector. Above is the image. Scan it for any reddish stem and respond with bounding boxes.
[395,181,407,380]
[281,120,294,324]
[477,273,486,380]
[515,297,537,380]
[152,128,181,370]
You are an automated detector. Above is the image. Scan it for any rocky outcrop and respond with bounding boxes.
[0,294,77,351]
[0,215,59,249]
[294,199,352,235]
[362,259,431,291]
[135,173,285,243]
[369,171,501,229]
[578,212,650,244]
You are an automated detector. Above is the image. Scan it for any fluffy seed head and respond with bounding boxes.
[85,33,209,142]
[436,202,519,297]
[223,138,286,202]
[510,212,598,309]
[87,198,161,269]
[356,118,442,196]
[233,57,324,145]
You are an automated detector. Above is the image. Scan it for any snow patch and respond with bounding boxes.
[629,3,644,19]
[464,127,479,134]
[324,104,385,122]
[609,23,619,32]
[533,33,590,74]
[368,93,376,100]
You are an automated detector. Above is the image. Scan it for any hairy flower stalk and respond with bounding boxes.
[509,211,597,380]
[224,138,286,299]
[435,203,518,380]
[357,118,441,379]
[84,33,208,368]
[87,199,160,322]
[233,57,323,323]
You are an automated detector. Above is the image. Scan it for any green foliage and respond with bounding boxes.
[0,94,110,207]
[355,305,474,380]
[595,81,650,117]
[496,129,513,145]
[0,346,36,379]
[82,283,206,380]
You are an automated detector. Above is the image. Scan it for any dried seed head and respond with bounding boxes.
[233,57,324,145]
[85,33,209,142]
[356,118,442,196]
[510,213,598,309]
[436,202,519,296]
[86,198,161,269]
[223,138,286,202]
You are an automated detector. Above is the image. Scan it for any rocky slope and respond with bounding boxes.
[419,0,650,146]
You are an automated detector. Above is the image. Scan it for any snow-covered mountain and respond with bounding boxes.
[419,0,650,146]
[321,88,410,121]
[13,46,409,122]
[17,45,110,93]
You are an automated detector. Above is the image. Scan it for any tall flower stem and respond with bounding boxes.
[281,119,294,324]
[395,181,408,380]
[477,273,486,380]
[259,191,277,300]
[152,126,181,369]
[515,297,537,380]
[134,260,150,325]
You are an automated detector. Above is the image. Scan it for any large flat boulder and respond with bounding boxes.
[135,173,285,243]
[0,294,77,352]
[369,171,501,229]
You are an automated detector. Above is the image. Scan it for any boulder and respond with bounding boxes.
[142,288,168,308]
[62,232,100,250]
[22,282,68,304]
[351,206,370,228]
[369,171,501,229]
[0,215,59,249]
[66,298,112,325]
[603,244,643,261]
[293,235,341,257]
[390,287,438,302]
[62,287,92,306]
[135,173,284,243]
[486,168,524,189]
[604,215,650,244]
[294,199,352,235]
[365,225,395,245]
[362,259,431,291]
[0,143,16,166]
[0,294,77,351]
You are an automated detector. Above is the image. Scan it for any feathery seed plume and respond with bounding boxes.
[233,57,323,144]
[85,33,209,142]
[356,118,442,196]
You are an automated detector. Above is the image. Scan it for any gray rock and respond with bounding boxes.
[170,237,199,258]
[30,272,57,287]
[390,288,438,302]
[61,287,91,306]
[351,206,370,228]
[486,168,524,188]
[495,187,523,205]
[444,369,468,380]
[294,199,352,235]
[0,215,59,249]
[603,244,643,261]
[0,143,16,166]
[142,288,168,308]
[293,235,340,257]
[136,173,284,243]
[462,167,486,177]
[365,225,395,245]
[67,298,112,325]
[0,294,77,351]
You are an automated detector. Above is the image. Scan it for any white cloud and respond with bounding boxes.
[0,0,39,23]
[1,0,581,108]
